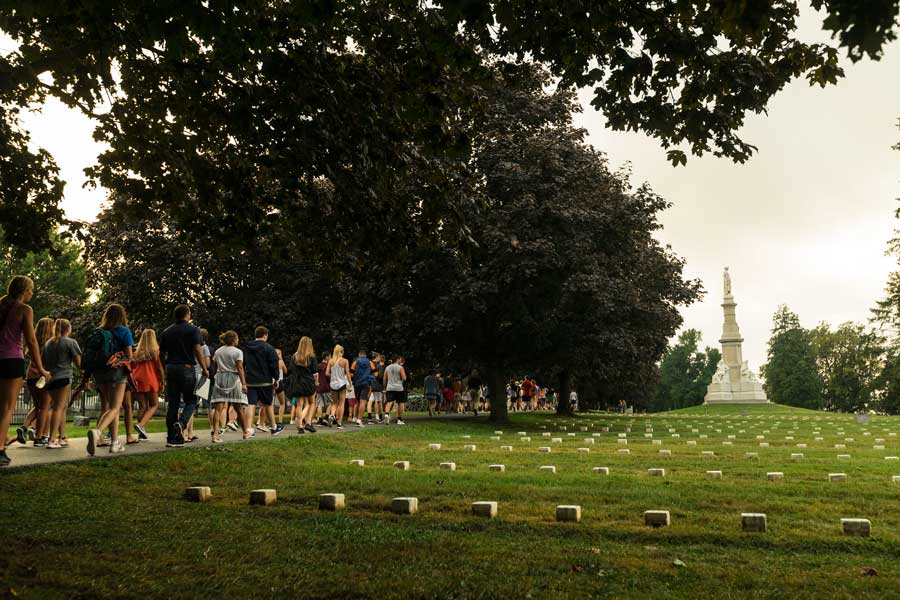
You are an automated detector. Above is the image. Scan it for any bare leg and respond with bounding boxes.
[95,383,125,443]
[47,384,71,444]
[0,377,24,450]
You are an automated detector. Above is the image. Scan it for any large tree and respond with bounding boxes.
[346,65,701,423]
[653,329,721,412]
[2,1,899,251]
[0,227,89,322]
[762,305,823,409]
[810,322,883,413]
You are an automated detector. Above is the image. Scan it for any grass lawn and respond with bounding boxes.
[2,404,899,599]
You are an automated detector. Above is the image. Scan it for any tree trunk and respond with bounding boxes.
[556,368,572,416]
[488,367,509,424]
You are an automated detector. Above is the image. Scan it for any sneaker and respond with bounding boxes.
[219,427,226,435]
[15,427,26,445]
[255,424,267,433]
[320,418,332,428]
[86,429,99,456]
[166,441,185,448]
[211,437,224,444]
[0,450,10,467]
[304,424,317,433]
[383,415,390,425]
[109,441,125,454]
[173,422,185,445]
[245,429,256,439]
[272,424,284,436]
[290,419,296,425]
[335,422,344,429]
[27,428,35,442]
[355,420,365,428]
[135,423,148,440]
[47,441,62,450]
[367,419,375,425]
[295,427,306,435]
[396,419,406,425]
[226,421,239,432]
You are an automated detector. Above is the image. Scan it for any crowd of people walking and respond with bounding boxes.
[0,275,562,467]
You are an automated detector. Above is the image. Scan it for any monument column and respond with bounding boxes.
[704,267,768,404]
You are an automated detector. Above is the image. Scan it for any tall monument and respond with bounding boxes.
[704,267,768,404]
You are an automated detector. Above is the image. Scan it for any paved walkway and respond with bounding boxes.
[3,414,463,471]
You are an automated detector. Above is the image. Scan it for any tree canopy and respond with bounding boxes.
[653,329,720,412]
[2,1,900,251]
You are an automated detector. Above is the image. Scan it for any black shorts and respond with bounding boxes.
[46,378,71,391]
[386,390,405,404]
[0,358,25,380]
[247,386,274,406]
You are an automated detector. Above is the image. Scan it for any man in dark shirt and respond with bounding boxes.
[242,326,281,435]
[159,304,208,447]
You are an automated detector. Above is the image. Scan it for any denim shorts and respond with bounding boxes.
[93,366,127,386]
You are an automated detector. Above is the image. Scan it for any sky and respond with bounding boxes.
[7,6,900,374]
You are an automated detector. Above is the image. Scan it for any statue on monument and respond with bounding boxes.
[723,266,732,296]
[712,360,730,388]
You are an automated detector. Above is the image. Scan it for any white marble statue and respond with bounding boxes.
[723,267,732,296]
[741,361,759,383]
[712,360,730,385]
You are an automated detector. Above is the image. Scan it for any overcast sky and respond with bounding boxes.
[8,6,900,373]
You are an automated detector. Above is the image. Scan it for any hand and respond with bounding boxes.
[40,368,51,380]
[203,369,210,378]
[241,384,248,394]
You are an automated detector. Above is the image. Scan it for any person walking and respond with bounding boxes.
[424,369,440,417]
[466,369,482,417]
[131,328,164,440]
[326,345,349,429]
[383,355,407,425]
[184,328,211,443]
[18,316,53,446]
[350,349,374,427]
[86,304,135,455]
[0,276,51,466]
[243,326,280,435]
[41,319,82,449]
[286,336,318,434]
[210,330,248,443]
[158,304,208,448]
[367,352,386,424]
[315,351,332,427]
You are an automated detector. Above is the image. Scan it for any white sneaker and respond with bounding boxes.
[356,420,365,428]
[255,424,266,432]
[396,419,406,425]
[383,415,390,425]
[109,441,125,454]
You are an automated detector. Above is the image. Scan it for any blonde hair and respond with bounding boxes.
[34,317,54,351]
[50,318,72,345]
[134,329,160,362]
[329,344,344,367]
[219,330,239,346]
[99,303,128,329]
[295,336,315,366]
[2,276,33,303]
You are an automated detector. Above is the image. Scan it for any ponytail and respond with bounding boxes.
[51,318,71,344]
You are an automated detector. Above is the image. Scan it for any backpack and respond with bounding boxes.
[83,327,114,373]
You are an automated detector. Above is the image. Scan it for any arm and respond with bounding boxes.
[193,344,209,376]
[325,361,332,377]
[236,359,248,393]
[400,367,407,382]
[269,349,279,385]
[22,306,50,379]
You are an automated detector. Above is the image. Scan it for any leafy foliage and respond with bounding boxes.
[653,329,721,412]
[0,227,88,322]
[2,2,900,251]
[762,305,823,409]
[810,322,883,413]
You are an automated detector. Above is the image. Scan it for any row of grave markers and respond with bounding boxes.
[182,486,874,537]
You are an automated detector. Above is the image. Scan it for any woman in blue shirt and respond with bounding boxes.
[87,304,135,456]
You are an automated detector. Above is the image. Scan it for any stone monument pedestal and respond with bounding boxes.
[704,268,768,405]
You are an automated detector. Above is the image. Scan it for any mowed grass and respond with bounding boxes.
[2,404,900,599]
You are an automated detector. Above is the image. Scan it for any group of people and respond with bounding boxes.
[0,275,419,466]
[0,275,569,468]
